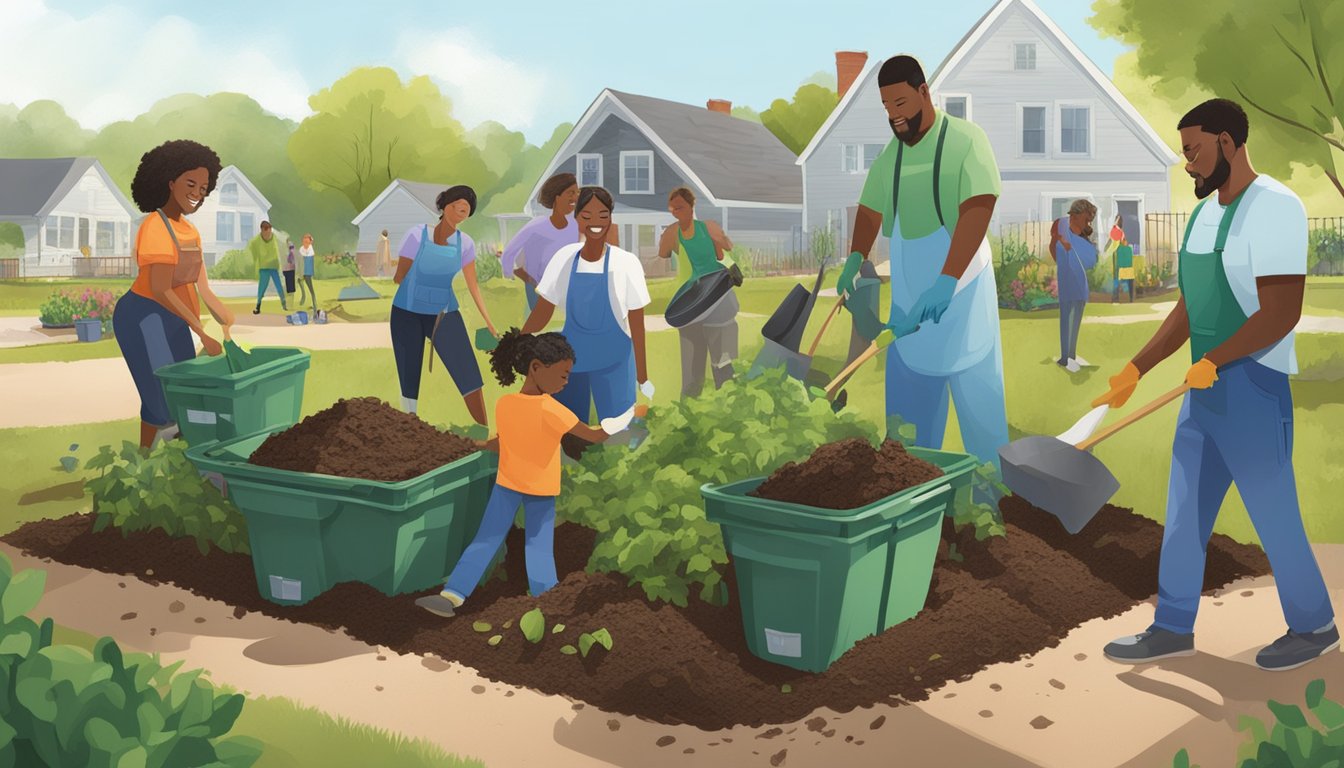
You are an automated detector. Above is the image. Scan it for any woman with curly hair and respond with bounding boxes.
[113,139,233,448]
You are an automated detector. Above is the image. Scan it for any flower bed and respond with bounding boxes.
[39,287,116,334]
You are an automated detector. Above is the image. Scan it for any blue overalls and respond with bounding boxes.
[1152,191,1334,635]
[390,226,484,398]
[553,247,636,422]
[886,119,1010,471]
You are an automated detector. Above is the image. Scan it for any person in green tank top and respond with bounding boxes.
[1093,99,1335,671]
[657,187,740,396]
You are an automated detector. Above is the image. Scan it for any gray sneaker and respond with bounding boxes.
[415,593,461,618]
[1256,625,1340,671]
[1104,627,1195,663]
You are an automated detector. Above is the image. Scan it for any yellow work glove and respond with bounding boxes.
[1185,358,1219,389]
[1092,362,1141,408]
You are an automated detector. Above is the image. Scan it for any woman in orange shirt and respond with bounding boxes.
[417,328,637,617]
[113,140,235,448]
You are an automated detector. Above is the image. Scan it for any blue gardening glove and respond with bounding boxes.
[885,307,918,338]
[836,251,863,298]
[910,274,958,324]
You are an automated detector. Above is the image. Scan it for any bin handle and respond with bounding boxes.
[894,486,952,529]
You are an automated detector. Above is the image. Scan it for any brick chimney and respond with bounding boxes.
[707,99,732,114]
[836,51,868,100]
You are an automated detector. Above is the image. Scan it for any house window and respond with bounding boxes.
[863,144,884,170]
[216,212,236,243]
[620,151,653,194]
[1015,43,1037,70]
[944,96,968,119]
[78,218,91,250]
[58,216,75,249]
[1061,106,1090,154]
[1051,198,1076,220]
[220,182,239,205]
[45,219,57,247]
[117,221,129,253]
[841,144,860,173]
[96,221,116,252]
[239,212,255,241]
[577,153,603,186]
[1021,106,1046,155]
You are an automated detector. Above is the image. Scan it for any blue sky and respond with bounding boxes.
[8,0,1130,144]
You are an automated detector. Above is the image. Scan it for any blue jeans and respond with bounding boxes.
[444,485,557,600]
[256,269,285,306]
[1059,299,1086,362]
[1153,360,1334,635]
[524,281,539,314]
[112,291,195,427]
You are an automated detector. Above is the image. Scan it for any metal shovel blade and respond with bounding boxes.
[1055,404,1109,446]
[998,436,1120,534]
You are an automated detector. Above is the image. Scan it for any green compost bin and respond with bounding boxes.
[701,446,977,673]
[187,429,498,605]
[157,347,310,447]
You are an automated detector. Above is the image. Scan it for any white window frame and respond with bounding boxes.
[1055,101,1096,158]
[862,143,885,171]
[619,150,654,195]
[219,182,239,206]
[576,153,603,187]
[1110,194,1145,252]
[216,211,236,244]
[239,212,255,243]
[1042,192,1097,224]
[840,143,861,174]
[1017,103,1050,158]
[940,93,972,121]
[1013,41,1037,71]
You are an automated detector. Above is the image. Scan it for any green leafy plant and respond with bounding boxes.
[39,288,117,333]
[1309,226,1344,275]
[85,441,250,556]
[0,552,262,767]
[1174,679,1344,768]
[519,608,545,644]
[474,247,503,284]
[559,367,871,606]
[577,629,612,658]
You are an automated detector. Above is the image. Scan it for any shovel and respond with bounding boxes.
[998,383,1190,534]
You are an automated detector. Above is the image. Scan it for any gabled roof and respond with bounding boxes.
[0,157,138,220]
[797,0,1181,167]
[351,179,450,226]
[526,89,802,214]
[218,165,273,210]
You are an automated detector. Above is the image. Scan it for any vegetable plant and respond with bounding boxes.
[85,441,251,555]
[577,629,612,658]
[519,608,545,644]
[1173,679,1344,768]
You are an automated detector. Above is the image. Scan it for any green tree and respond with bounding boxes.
[731,105,763,124]
[0,100,94,157]
[288,67,494,214]
[464,122,571,244]
[1092,0,1344,199]
[760,83,839,155]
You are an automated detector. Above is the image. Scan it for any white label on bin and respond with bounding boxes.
[269,575,303,602]
[764,628,802,658]
[219,413,232,422]
[186,409,217,425]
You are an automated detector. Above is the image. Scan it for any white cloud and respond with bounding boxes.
[397,30,552,132]
[0,0,311,128]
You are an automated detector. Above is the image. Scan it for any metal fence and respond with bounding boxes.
[1309,216,1344,275]
[3,256,135,279]
[1143,213,1187,275]
[997,221,1053,260]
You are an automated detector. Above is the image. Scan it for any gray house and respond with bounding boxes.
[797,0,1179,258]
[192,165,272,266]
[0,157,139,277]
[523,90,803,271]
[352,179,452,275]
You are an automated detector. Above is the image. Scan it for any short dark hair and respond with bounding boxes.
[1178,99,1249,147]
[576,186,614,215]
[538,173,578,209]
[129,140,223,213]
[877,55,927,90]
[260,220,272,229]
[436,185,477,216]
[668,186,696,207]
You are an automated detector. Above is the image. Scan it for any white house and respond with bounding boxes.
[522,90,803,271]
[192,165,272,266]
[0,157,139,276]
[798,0,1179,258]
[352,179,452,274]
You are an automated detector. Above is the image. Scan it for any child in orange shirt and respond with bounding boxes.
[417,329,635,617]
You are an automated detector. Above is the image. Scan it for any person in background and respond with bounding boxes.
[248,221,287,314]
[390,185,499,424]
[503,173,580,316]
[113,139,232,448]
[377,229,391,277]
[1113,230,1136,304]
[284,240,298,299]
[415,329,636,617]
[1050,198,1099,372]
[297,234,317,313]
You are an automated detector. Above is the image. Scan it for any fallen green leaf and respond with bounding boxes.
[552,624,566,634]
[520,608,545,643]
[472,621,492,633]
[502,619,513,630]
[781,684,792,694]
[487,635,503,647]
[560,645,578,655]
[928,653,942,661]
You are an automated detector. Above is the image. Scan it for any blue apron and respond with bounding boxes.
[393,226,462,315]
[887,117,998,377]
[563,247,633,373]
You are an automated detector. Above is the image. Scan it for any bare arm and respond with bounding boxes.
[942,195,996,279]
[513,266,536,284]
[149,264,219,354]
[629,308,647,383]
[393,257,413,285]
[705,221,733,260]
[521,298,556,335]
[194,272,235,337]
[568,422,612,443]
[1131,297,1191,375]
[461,262,497,336]
[657,225,678,259]
[848,204,883,260]
[1204,275,1304,368]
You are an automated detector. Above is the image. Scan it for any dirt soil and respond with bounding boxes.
[248,397,477,482]
[4,496,1270,730]
[751,438,943,510]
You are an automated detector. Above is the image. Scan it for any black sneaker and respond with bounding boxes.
[252,306,260,315]
[1256,625,1340,671]
[1104,627,1195,663]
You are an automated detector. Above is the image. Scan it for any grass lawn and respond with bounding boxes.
[45,624,482,768]
[1304,276,1344,316]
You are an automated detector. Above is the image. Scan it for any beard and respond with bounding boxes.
[890,111,923,144]
[1191,144,1231,199]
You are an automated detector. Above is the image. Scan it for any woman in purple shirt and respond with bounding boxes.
[504,173,619,315]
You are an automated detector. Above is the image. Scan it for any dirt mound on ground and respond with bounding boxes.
[248,397,477,482]
[751,438,943,510]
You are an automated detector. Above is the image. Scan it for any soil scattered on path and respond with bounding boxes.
[751,438,943,509]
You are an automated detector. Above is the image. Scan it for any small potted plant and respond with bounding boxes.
[73,312,102,342]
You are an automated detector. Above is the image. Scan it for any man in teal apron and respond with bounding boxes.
[837,55,1009,471]
[1095,99,1336,669]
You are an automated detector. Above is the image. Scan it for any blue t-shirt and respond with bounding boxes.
[1053,217,1098,302]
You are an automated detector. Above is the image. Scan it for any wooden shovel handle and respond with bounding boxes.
[806,296,846,358]
[825,339,881,398]
[1076,384,1190,451]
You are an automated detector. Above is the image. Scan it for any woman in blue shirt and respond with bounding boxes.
[1051,199,1098,372]
[390,185,499,425]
